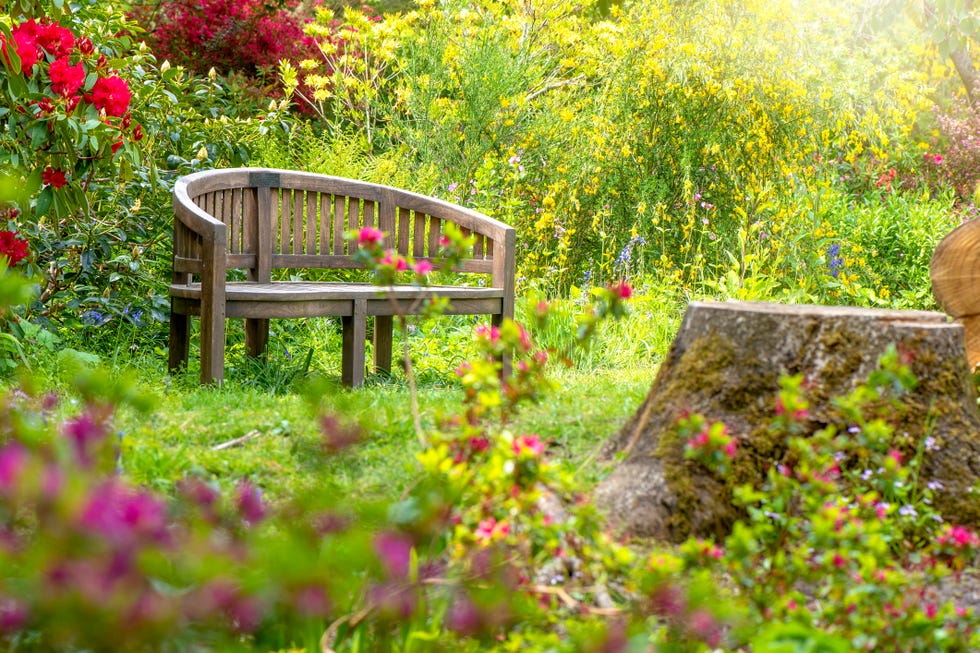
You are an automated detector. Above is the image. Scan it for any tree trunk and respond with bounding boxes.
[594,301,980,542]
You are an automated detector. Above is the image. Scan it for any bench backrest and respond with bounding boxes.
[172,168,515,296]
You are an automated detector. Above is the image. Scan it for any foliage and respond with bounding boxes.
[706,348,980,650]
[281,5,409,146]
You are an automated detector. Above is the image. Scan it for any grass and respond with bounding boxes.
[116,361,657,507]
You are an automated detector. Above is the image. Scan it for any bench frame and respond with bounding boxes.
[168,168,515,386]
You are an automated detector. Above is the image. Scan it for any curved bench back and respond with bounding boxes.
[172,168,515,297]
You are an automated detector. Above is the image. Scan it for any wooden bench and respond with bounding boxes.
[168,168,515,386]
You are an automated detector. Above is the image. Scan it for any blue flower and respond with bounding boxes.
[81,310,110,326]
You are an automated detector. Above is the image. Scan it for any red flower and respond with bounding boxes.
[42,166,67,188]
[86,75,131,117]
[0,231,29,266]
[111,135,124,154]
[132,123,143,141]
[36,21,75,59]
[48,57,85,97]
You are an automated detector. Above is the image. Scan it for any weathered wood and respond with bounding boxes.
[595,301,980,542]
[374,315,394,375]
[342,299,368,387]
[168,168,516,387]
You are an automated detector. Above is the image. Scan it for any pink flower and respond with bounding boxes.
[439,235,451,248]
[0,443,27,493]
[609,281,632,299]
[380,250,408,271]
[832,552,847,568]
[925,603,938,619]
[86,75,131,117]
[934,154,943,164]
[475,517,509,541]
[722,439,737,459]
[412,259,433,276]
[887,449,903,465]
[512,433,545,457]
[357,226,384,248]
[48,57,85,97]
[474,323,500,343]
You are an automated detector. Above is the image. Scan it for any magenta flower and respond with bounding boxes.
[357,226,384,248]
[412,259,433,276]
[0,443,27,494]
[79,479,169,547]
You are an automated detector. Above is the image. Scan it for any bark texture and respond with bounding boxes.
[595,301,980,543]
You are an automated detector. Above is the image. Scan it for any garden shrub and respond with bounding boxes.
[144,0,314,80]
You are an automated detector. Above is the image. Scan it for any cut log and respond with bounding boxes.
[594,301,980,543]
[931,216,980,368]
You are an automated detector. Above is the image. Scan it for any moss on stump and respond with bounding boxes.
[594,301,980,543]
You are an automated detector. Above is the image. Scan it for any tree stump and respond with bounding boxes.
[594,301,980,543]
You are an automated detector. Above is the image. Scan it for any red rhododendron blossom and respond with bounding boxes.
[0,231,30,266]
[48,57,85,97]
[36,21,75,58]
[86,75,131,117]
[132,123,143,141]
[7,21,40,74]
[111,136,124,154]
[41,166,67,188]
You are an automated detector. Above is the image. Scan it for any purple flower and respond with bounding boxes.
[236,479,266,525]
[373,531,413,579]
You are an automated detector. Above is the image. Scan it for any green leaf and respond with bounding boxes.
[35,186,53,217]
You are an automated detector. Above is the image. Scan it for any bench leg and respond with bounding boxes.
[374,315,394,377]
[245,318,270,359]
[342,299,367,387]
[200,311,226,385]
[492,312,512,380]
[168,305,190,373]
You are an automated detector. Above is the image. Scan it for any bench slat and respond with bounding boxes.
[333,195,346,255]
[319,192,330,256]
[428,216,442,258]
[307,192,318,255]
[397,206,410,253]
[413,212,426,258]
[244,188,258,280]
[293,189,304,254]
